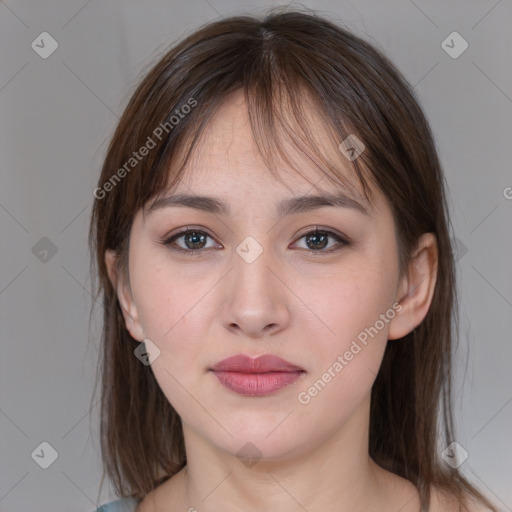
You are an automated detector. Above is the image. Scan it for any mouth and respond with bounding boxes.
[210,354,306,396]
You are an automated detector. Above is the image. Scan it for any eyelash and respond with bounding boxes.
[160,226,349,258]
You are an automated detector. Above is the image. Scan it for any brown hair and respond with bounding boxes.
[88,7,496,511]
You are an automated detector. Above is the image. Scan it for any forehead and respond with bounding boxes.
[166,90,371,206]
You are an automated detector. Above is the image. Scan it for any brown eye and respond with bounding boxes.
[293,227,348,256]
[178,230,208,250]
[161,228,218,256]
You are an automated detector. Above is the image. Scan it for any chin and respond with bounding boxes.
[223,433,306,463]
[200,414,318,463]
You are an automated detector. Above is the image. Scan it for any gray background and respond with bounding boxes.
[1,1,511,511]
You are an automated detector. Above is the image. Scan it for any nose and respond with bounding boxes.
[220,242,291,339]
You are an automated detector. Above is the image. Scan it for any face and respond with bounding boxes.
[115,90,409,461]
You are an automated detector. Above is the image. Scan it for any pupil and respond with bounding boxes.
[185,231,206,249]
[306,232,328,250]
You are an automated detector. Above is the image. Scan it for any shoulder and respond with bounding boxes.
[136,469,186,512]
[135,484,168,512]
[95,496,141,512]
[429,486,494,512]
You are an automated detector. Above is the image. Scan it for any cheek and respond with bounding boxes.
[130,258,218,416]
[129,251,218,372]
[130,238,204,336]
[296,258,395,348]
[293,258,396,402]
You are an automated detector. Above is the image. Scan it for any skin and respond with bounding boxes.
[105,90,443,511]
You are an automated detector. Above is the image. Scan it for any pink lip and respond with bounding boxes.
[210,354,305,396]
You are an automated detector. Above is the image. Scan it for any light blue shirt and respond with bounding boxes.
[95,496,140,512]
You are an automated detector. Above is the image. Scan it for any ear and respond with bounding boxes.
[388,233,438,340]
[104,249,145,341]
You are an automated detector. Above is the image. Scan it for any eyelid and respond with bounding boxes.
[293,225,349,243]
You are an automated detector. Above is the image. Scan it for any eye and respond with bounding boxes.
[292,227,348,256]
[161,227,218,256]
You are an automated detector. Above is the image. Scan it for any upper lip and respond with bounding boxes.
[210,354,304,373]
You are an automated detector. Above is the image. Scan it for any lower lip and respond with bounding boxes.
[211,371,304,396]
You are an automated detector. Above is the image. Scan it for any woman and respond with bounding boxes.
[90,8,497,512]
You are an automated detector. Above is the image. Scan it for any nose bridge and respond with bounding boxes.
[233,232,278,295]
[221,230,290,336]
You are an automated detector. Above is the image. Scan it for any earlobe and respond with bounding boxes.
[104,249,145,342]
[388,233,438,340]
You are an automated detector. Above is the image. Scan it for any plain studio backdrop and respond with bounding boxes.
[0,1,511,511]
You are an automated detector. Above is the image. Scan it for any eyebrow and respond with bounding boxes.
[147,192,371,218]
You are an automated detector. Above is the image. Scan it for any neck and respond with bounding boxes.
[178,396,390,512]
